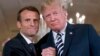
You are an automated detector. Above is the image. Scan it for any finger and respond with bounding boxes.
[47,47,56,51]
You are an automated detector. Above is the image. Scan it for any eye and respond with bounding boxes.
[34,19,39,22]
[25,18,30,22]
[45,14,50,18]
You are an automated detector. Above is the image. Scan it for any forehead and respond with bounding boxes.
[20,10,40,20]
[21,10,38,15]
[20,10,40,18]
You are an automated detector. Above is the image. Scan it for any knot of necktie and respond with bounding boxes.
[57,33,62,36]
[56,33,63,39]
[29,43,34,50]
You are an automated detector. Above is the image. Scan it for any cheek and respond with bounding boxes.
[36,25,39,30]
[21,24,28,29]
[47,22,52,26]
[35,23,39,28]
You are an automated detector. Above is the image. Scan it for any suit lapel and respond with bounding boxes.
[16,33,32,54]
[48,31,56,47]
[63,24,75,56]
[40,31,57,56]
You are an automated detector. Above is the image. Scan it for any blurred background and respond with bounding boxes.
[0,0,100,55]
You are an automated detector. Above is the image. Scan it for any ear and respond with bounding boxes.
[66,12,68,17]
[17,21,21,29]
[63,10,68,18]
[64,10,68,16]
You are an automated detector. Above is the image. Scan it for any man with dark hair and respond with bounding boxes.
[3,6,40,56]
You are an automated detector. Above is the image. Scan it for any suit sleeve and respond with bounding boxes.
[3,44,26,56]
[88,25,100,56]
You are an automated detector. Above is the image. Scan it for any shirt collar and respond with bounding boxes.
[52,23,67,40]
[20,32,33,44]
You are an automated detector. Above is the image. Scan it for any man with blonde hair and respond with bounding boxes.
[36,0,100,56]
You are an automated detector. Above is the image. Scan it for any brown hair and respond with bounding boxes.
[17,6,40,21]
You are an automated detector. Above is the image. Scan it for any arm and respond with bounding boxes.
[88,25,100,56]
[3,44,26,56]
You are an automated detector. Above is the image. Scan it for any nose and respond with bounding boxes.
[50,15,55,21]
[30,21,35,26]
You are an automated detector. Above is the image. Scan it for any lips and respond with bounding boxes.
[50,21,58,25]
[28,27,37,31]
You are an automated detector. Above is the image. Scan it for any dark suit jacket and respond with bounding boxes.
[3,33,36,56]
[36,24,100,56]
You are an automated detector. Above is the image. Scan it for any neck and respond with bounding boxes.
[20,32,35,42]
[28,37,33,42]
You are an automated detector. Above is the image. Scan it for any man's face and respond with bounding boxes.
[17,10,40,37]
[42,5,68,32]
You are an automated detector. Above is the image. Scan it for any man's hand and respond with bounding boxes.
[41,47,56,56]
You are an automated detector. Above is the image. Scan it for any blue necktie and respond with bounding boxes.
[29,43,37,56]
[56,33,64,56]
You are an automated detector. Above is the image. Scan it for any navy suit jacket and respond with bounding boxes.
[3,33,36,56]
[36,24,100,56]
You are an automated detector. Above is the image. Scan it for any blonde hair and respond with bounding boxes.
[41,0,65,12]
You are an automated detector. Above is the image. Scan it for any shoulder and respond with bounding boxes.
[71,24,94,30]
[72,24,98,36]
[4,34,23,49]
[36,32,49,45]
[73,24,93,28]
[68,24,97,35]
[35,32,50,54]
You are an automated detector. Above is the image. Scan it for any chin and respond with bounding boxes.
[52,28,60,32]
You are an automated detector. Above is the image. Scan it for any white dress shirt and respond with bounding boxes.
[20,32,33,44]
